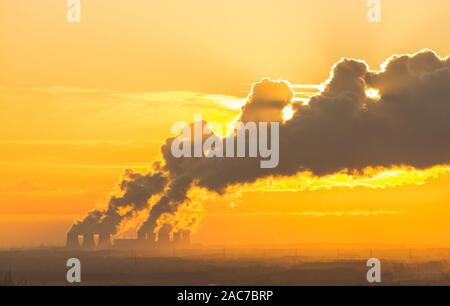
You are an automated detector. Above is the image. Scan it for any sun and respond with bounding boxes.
[282,105,294,121]
[366,88,380,99]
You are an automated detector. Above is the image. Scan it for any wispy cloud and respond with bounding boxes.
[0,87,245,114]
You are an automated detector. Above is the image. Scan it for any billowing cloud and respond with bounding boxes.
[72,49,450,238]
[70,168,167,235]
[240,78,293,123]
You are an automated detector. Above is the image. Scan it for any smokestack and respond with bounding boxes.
[82,233,95,249]
[66,232,80,249]
[98,233,112,249]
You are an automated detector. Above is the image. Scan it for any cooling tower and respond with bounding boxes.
[173,231,182,244]
[137,230,147,240]
[98,233,112,249]
[181,230,191,245]
[158,224,171,245]
[148,232,157,243]
[82,233,96,249]
[66,232,80,249]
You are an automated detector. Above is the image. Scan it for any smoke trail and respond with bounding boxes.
[138,49,450,236]
[73,50,450,240]
[70,168,168,235]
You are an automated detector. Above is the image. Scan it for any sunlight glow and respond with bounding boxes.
[208,94,246,110]
[282,105,294,121]
[366,88,380,99]
[238,165,450,192]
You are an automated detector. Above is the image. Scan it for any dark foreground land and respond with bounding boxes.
[0,247,449,286]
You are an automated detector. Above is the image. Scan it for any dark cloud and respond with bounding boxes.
[240,78,293,123]
[73,50,450,238]
[139,49,450,236]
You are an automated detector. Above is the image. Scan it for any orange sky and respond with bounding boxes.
[0,0,450,248]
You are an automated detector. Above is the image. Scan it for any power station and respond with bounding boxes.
[66,226,191,251]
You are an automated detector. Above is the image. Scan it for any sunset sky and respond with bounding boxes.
[1,0,450,248]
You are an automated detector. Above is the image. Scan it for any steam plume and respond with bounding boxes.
[70,168,167,235]
[72,49,450,240]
